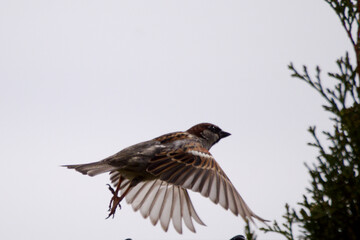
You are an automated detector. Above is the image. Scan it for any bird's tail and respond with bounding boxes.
[63,162,117,177]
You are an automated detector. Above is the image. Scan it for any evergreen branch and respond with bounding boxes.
[259,204,297,240]
[324,0,357,48]
[259,2,360,240]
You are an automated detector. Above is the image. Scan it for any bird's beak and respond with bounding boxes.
[219,130,231,139]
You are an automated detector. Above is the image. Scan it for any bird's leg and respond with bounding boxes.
[107,181,132,219]
[107,175,123,211]
[106,184,117,210]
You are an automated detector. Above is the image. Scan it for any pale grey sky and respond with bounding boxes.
[0,0,349,239]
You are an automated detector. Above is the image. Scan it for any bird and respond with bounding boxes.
[63,123,267,233]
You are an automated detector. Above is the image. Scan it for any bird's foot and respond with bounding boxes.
[106,184,122,219]
[106,195,122,219]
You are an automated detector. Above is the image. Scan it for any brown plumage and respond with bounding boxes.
[63,123,267,233]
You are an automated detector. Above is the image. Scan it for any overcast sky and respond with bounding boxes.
[0,0,349,239]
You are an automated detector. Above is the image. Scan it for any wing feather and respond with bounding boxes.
[174,167,196,187]
[125,181,147,206]
[146,142,266,223]
[190,169,206,192]
[140,181,161,218]
[179,188,195,232]
[203,171,215,198]
[149,182,167,225]
[226,180,238,215]
[132,181,156,212]
[160,184,172,232]
[184,190,206,226]
[208,172,219,204]
[171,187,182,234]
[218,177,229,210]
[112,177,205,233]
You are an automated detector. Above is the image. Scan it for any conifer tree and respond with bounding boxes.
[254,1,360,239]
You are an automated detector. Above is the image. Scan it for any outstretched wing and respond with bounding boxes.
[109,171,205,234]
[146,142,267,223]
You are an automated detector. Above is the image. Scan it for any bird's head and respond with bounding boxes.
[187,123,231,149]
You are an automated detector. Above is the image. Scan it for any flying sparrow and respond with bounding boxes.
[63,123,266,233]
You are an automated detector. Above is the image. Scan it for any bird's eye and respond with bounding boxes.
[209,125,218,132]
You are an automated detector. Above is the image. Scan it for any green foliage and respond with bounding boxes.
[324,0,358,50]
[252,0,360,240]
[259,204,296,240]
[244,220,257,240]
[289,52,358,114]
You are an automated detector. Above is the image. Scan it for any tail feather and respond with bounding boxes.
[63,162,116,176]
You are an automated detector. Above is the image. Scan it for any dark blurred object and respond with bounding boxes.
[230,235,245,240]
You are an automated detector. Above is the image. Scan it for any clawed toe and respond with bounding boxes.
[106,196,122,219]
[105,176,130,219]
[106,183,123,219]
[107,184,116,195]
